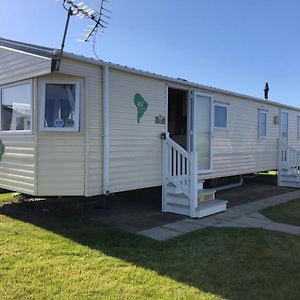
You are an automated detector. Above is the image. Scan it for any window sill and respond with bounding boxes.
[214,127,228,133]
[40,128,79,133]
[0,131,32,135]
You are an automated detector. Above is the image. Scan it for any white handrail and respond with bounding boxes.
[162,133,199,217]
[163,133,198,198]
[165,135,190,158]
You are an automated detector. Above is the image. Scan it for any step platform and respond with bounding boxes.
[164,197,228,218]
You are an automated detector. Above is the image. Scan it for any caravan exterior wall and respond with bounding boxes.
[108,70,166,193]
[201,94,278,180]
[104,67,300,193]
[1,42,300,197]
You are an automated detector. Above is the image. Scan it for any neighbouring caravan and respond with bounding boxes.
[0,37,299,218]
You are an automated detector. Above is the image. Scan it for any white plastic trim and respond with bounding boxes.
[103,66,110,194]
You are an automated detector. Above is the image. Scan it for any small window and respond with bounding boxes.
[214,104,227,129]
[40,81,80,132]
[0,81,32,132]
[297,116,300,140]
[258,110,267,138]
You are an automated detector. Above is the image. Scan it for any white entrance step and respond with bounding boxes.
[167,183,187,195]
[167,188,216,205]
[279,181,300,188]
[166,193,189,206]
[198,188,216,201]
[165,196,227,218]
[279,173,300,188]
[196,199,228,218]
[280,174,300,183]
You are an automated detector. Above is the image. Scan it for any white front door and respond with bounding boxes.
[191,91,213,173]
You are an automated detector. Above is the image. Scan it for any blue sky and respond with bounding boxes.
[1,0,300,106]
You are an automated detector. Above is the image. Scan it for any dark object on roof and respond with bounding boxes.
[264,82,269,100]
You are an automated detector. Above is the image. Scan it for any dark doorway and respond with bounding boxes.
[168,88,188,150]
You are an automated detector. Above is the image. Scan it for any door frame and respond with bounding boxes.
[165,85,190,148]
[191,91,213,174]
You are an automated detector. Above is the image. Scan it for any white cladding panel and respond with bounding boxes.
[37,134,85,196]
[109,70,165,193]
[37,59,102,196]
[199,94,282,180]
[0,47,51,85]
[0,135,36,194]
[60,59,103,196]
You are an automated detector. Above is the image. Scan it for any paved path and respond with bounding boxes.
[137,190,300,241]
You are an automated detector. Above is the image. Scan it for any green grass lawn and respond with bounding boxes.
[261,198,300,227]
[0,199,300,300]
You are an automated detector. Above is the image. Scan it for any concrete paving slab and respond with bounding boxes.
[137,226,183,241]
[229,215,272,228]
[260,191,300,206]
[213,221,248,228]
[212,211,242,221]
[241,200,273,210]
[162,219,206,234]
[226,205,255,215]
[262,222,300,235]
[184,216,223,226]
[247,212,271,221]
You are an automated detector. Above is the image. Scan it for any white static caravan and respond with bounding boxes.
[0,38,300,218]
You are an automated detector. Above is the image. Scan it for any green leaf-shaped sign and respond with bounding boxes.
[0,140,5,161]
[134,93,148,124]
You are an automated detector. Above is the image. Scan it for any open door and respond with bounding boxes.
[191,91,213,173]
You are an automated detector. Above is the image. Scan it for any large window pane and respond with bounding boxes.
[195,95,211,170]
[259,111,267,137]
[214,105,227,128]
[1,83,31,131]
[281,111,288,143]
[44,84,77,129]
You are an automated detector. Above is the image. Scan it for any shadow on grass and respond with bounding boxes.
[1,200,300,300]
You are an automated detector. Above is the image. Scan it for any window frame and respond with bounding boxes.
[214,102,228,130]
[0,79,33,135]
[258,110,267,138]
[39,79,81,132]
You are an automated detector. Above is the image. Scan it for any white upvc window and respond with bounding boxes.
[258,110,267,138]
[40,80,81,132]
[0,80,32,133]
[214,103,228,129]
[297,116,300,140]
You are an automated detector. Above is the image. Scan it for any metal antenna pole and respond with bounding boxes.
[54,0,111,68]
[55,8,73,71]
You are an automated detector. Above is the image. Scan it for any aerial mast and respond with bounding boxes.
[54,0,111,70]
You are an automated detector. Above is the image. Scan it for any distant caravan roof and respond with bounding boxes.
[0,37,55,58]
[0,37,299,112]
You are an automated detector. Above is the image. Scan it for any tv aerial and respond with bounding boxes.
[55,0,111,70]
